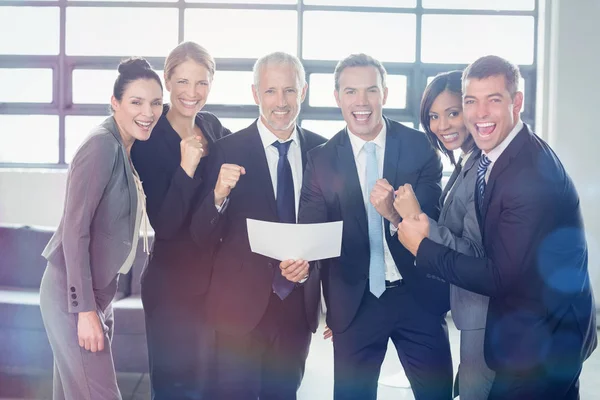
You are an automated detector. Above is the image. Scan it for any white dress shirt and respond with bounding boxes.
[483,119,523,183]
[119,169,149,274]
[256,118,303,220]
[347,123,402,282]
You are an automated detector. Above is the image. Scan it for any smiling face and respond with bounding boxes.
[334,65,388,141]
[463,74,523,153]
[428,90,470,152]
[111,78,163,146]
[165,59,212,118]
[252,62,307,139]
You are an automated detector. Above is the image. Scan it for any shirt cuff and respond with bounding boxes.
[389,223,398,235]
[215,197,229,213]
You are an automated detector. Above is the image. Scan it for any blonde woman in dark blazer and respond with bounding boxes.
[39,58,163,400]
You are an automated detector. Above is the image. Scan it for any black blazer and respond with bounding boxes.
[131,107,231,296]
[416,124,597,372]
[298,117,446,333]
[190,121,327,336]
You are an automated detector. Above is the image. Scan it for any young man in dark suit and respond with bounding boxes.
[190,51,326,400]
[397,55,597,400]
[297,53,453,400]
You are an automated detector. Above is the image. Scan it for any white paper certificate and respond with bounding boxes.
[246,219,343,262]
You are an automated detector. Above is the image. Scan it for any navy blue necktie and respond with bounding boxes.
[272,140,295,300]
[476,154,492,211]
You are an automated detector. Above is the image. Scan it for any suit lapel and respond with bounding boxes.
[245,122,278,218]
[382,117,400,191]
[297,125,309,170]
[440,150,476,223]
[336,129,369,236]
[481,125,529,220]
[104,117,137,239]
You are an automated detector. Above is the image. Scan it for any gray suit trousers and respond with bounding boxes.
[40,263,122,400]
[457,328,495,400]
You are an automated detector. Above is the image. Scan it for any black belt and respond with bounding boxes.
[385,279,403,289]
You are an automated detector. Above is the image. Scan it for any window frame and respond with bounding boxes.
[0,0,539,169]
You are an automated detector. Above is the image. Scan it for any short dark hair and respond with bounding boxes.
[462,55,521,98]
[420,71,465,164]
[112,57,163,103]
[333,53,387,92]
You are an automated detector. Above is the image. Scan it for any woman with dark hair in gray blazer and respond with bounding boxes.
[39,57,163,400]
[131,42,231,399]
[394,71,494,400]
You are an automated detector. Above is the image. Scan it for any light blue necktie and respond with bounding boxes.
[364,142,386,298]
[476,153,492,211]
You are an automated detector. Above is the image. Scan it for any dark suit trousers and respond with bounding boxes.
[142,289,215,400]
[215,288,312,400]
[332,283,453,400]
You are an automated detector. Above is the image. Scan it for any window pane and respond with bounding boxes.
[0,69,53,103]
[187,0,295,3]
[185,10,297,59]
[66,8,178,56]
[209,71,255,105]
[0,115,58,163]
[309,73,407,109]
[218,118,256,133]
[519,78,525,113]
[423,0,534,11]
[303,12,416,62]
[73,69,168,105]
[305,0,415,6]
[301,120,345,139]
[308,74,335,108]
[0,7,59,55]
[421,15,534,64]
[65,116,109,163]
[384,76,408,109]
[70,0,176,1]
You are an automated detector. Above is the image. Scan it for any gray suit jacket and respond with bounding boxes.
[428,149,489,330]
[42,117,138,313]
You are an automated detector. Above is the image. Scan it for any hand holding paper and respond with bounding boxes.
[280,259,310,283]
[246,219,343,262]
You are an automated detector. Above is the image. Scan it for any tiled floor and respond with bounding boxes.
[1,317,598,399]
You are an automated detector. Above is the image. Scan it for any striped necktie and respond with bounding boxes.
[476,153,492,211]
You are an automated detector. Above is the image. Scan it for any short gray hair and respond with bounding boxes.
[334,53,387,92]
[253,52,306,88]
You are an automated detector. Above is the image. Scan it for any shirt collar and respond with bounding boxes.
[257,117,299,149]
[347,119,387,158]
[484,119,524,163]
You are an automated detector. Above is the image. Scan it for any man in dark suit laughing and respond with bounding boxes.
[398,55,597,400]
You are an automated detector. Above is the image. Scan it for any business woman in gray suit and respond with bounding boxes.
[39,58,163,400]
[394,71,494,400]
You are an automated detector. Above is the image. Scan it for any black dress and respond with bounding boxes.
[131,105,231,399]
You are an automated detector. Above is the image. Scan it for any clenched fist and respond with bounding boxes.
[180,135,205,178]
[393,183,422,220]
[214,164,246,206]
[370,178,401,225]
